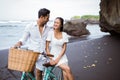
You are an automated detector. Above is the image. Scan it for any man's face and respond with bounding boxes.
[42,14,50,25]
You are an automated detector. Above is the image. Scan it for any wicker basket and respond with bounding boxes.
[8,48,40,72]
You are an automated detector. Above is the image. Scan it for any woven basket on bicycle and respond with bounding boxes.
[8,48,40,72]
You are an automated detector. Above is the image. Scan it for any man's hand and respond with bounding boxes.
[13,41,22,48]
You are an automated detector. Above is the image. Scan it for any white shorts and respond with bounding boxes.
[36,55,49,71]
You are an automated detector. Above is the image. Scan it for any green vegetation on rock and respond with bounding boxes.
[71,15,99,20]
[81,15,99,20]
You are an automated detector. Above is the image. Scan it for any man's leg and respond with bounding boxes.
[31,70,35,77]
[36,68,43,80]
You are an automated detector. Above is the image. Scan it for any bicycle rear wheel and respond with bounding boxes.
[43,67,63,80]
[51,67,63,80]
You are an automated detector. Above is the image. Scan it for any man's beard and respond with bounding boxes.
[43,21,48,25]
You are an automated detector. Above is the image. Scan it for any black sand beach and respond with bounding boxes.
[0,35,120,80]
[67,35,120,80]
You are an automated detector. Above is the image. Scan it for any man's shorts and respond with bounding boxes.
[36,54,49,71]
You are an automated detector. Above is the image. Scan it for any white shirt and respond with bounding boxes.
[19,22,52,53]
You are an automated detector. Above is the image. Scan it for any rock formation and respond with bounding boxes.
[99,0,120,35]
[63,19,90,36]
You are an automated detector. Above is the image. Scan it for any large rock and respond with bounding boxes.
[63,19,90,36]
[99,0,120,35]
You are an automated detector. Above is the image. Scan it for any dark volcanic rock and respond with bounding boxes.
[63,19,90,36]
[99,0,120,35]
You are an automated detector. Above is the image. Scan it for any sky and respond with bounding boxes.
[0,0,100,20]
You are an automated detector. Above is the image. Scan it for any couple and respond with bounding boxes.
[14,8,74,80]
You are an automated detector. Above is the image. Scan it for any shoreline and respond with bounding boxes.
[0,32,110,51]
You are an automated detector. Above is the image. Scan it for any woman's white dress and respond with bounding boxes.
[46,31,69,66]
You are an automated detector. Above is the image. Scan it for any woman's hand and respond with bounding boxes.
[49,59,59,66]
[49,60,56,66]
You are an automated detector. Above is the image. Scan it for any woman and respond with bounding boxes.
[46,17,74,80]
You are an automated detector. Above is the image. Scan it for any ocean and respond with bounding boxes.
[0,21,110,50]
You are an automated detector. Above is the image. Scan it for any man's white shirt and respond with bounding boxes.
[19,22,52,53]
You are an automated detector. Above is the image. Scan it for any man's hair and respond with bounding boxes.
[38,8,50,18]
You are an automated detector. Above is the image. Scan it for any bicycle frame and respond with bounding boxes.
[21,72,35,80]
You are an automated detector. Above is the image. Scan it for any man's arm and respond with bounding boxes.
[13,24,30,48]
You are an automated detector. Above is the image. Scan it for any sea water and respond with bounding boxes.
[0,21,29,50]
[0,21,109,50]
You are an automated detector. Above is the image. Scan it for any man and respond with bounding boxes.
[14,8,51,80]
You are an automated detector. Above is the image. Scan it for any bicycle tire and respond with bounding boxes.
[57,69,63,80]
[51,67,63,80]
[43,67,63,80]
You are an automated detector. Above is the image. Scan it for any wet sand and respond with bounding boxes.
[0,49,21,80]
[0,35,120,80]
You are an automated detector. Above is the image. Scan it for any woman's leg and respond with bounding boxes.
[63,70,68,80]
[59,64,74,80]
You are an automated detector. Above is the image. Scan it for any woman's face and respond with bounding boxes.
[53,18,61,30]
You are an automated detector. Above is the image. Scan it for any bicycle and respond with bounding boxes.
[21,53,63,80]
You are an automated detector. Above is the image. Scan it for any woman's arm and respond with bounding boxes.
[55,43,67,63]
[14,30,30,48]
[46,41,51,55]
